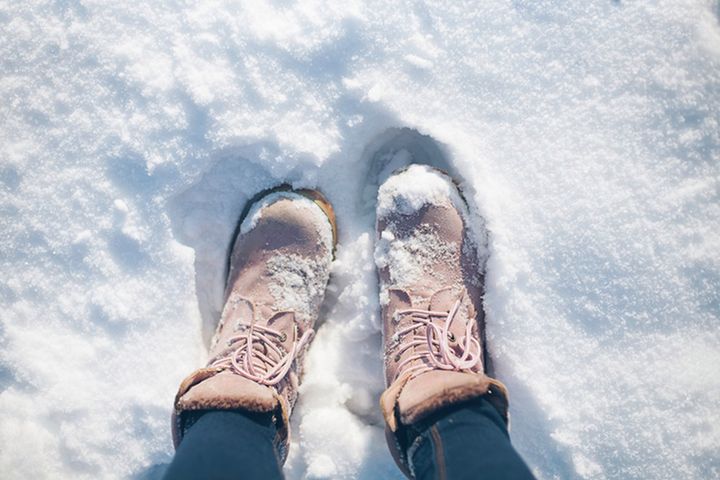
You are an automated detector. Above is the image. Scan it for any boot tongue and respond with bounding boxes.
[223,294,255,319]
[429,287,472,346]
[213,296,255,349]
[266,311,296,351]
[228,297,286,328]
[387,288,413,311]
[429,286,459,312]
[251,302,275,324]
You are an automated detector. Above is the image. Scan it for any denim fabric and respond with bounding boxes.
[163,410,284,480]
[165,397,534,480]
[409,397,535,480]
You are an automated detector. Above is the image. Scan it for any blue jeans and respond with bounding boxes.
[163,410,283,479]
[407,398,535,479]
[164,397,534,480]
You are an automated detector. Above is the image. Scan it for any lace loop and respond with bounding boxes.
[391,296,481,382]
[209,319,313,386]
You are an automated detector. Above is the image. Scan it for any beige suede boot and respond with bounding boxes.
[375,165,508,476]
[172,187,337,463]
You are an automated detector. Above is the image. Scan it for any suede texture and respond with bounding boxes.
[170,189,336,465]
[375,166,510,477]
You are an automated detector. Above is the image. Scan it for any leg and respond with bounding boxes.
[163,410,284,480]
[409,397,534,480]
[374,166,533,478]
[168,188,336,470]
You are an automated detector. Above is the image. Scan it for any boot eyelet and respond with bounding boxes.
[279,332,287,342]
[394,353,401,362]
[448,332,456,342]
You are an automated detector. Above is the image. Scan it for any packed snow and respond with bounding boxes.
[1,1,719,479]
[376,164,465,218]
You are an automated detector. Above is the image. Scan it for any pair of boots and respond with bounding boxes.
[171,165,509,476]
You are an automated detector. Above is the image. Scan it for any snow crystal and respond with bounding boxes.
[376,164,466,218]
[2,1,719,479]
[375,223,459,292]
[267,253,332,323]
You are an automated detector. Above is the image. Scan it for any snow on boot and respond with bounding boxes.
[374,165,508,475]
[171,188,337,463]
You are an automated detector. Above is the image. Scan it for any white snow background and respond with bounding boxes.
[1,0,719,478]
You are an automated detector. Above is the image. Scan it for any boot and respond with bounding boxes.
[375,165,508,476]
[171,187,337,463]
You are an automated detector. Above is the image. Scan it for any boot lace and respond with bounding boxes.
[209,321,314,386]
[390,297,481,382]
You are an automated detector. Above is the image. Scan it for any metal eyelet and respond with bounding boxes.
[394,353,401,362]
[279,332,287,342]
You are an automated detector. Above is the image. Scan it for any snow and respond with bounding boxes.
[237,192,335,322]
[375,166,472,302]
[376,164,465,217]
[239,192,332,244]
[1,1,719,479]
[267,252,332,323]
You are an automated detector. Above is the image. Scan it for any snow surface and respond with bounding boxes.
[376,164,465,217]
[1,1,720,479]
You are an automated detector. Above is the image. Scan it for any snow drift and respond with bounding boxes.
[1,0,719,478]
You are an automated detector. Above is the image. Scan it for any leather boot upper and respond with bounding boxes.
[374,165,508,436]
[172,190,335,462]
